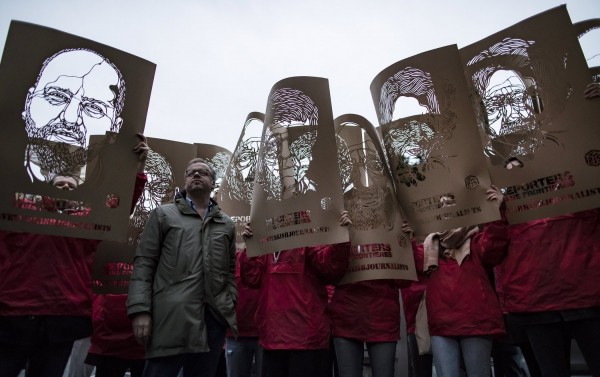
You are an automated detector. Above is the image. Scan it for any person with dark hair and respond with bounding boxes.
[127,157,237,377]
[0,134,148,377]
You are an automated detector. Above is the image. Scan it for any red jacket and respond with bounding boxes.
[494,209,600,313]
[240,243,350,350]
[401,276,427,334]
[0,174,147,317]
[227,249,260,338]
[414,221,507,337]
[87,294,145,359]
[328,280,401,342]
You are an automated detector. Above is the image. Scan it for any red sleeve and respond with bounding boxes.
[412,240,425,275]
[306,242,350,285]
[473,220,509,267]
[239,250,266,289]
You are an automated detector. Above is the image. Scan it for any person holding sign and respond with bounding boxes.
[411,187,507,377]
[492,82,600,377]
[0,135,148,377]
[328,277,409,377]
[239,212,352,377]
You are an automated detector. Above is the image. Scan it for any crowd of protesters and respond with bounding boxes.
[1,78,600,377]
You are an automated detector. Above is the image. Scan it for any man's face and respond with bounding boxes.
[52,175,78,191]
[24,50,122,150]
[184,162,215,195]
[484,70,532,136]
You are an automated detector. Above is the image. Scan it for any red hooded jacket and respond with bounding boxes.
[227,249,260,338]
[240,243,350,350]
[328,279,402,343]
[414,221,507,337]
[87,294,145,359]
[0,174,147,318]
[494,209,600,313]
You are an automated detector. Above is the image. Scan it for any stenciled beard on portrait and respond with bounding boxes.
[25,134,104,185]
[347,184,394,231]
[23,114,107,185]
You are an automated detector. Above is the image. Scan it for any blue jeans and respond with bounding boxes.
[225,337,262,377]
[143,308,226,377]
[430,335,492,377]
[333,337,397,377]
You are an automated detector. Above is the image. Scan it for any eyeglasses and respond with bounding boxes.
[185,169,212,178]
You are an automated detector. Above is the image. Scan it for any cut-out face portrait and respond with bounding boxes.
[259,88,319,200]
[337,126,395,231]
[379,67,456,187]
[206,151,231,199]
[226,118,263,204]
[466,38,568,168]
[22,48,125,185]
[129,149,175,244]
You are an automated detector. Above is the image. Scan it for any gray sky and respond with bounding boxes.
[1,0,598,153]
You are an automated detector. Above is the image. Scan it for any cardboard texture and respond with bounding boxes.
[92,137,231,293]
[246,77,349,256]
[460,6,600,223]
[217,112,265,250]
[334,114,416,284]
[0,21,156,241]
[371,45,500,237]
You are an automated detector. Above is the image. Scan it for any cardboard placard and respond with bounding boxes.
[0,21,156,241]
[460,6,600,223]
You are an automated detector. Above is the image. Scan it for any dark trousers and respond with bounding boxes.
[0,315,89,377]
[525,317,600,377]
[407,334,433,377]
[491,341,529,377]
[92,358,146,377]
[261,349,330,377]
[0,340,73,377]
[143,308,227,377]
[225,337,263,377]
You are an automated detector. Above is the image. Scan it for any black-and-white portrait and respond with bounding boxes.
[129,149,175,244]
[378,67,457,187]
[465,37,570,168]
[23,48,125,185]
[258,88,319,200]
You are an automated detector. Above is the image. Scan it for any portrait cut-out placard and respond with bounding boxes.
[0,21,156,241]
[218,112,265,250]
[335,114,416,284]
[246,77,349,256]
[371,45,499,236]
[460,6,600,223]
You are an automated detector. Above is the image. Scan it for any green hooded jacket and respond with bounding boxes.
[127,194,237,358]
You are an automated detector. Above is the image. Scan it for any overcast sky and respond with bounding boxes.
[1,0,598,153]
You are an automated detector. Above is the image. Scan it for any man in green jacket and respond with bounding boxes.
[127,157,237,377]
